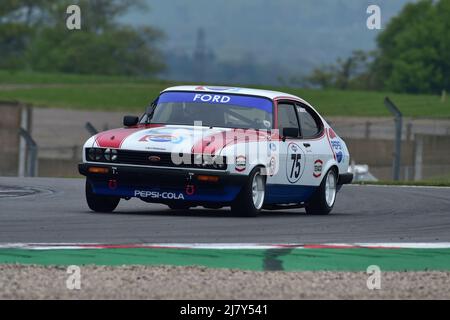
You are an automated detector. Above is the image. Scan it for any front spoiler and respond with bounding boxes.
[78,163,247,184]
[78,163,247,204]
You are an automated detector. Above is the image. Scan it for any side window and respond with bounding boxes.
[277,103,299,134]
[296,104,321,138]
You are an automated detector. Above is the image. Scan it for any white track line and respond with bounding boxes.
[1,243,450,250]
[352,184,450,189]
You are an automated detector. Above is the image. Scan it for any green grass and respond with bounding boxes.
[0,70,163,84]
[355,172,450,187]
[354,179,450,187]
[0,84,164,110]
[0,70,449,117]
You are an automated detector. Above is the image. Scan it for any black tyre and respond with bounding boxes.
[305,168,337,215]
[231,167,266,217]
[85,180,120,213]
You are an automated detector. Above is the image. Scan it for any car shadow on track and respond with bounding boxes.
[87,208,351,218]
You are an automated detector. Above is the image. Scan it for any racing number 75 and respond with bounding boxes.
[290,153,301,179]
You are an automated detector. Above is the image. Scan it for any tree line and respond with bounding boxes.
[0,0,165,76]
[304,0,449,94]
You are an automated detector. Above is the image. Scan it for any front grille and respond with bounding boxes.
[86,148,227,170]
[117,150,177,167]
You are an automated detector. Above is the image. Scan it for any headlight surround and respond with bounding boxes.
[104,148,118,162]
[87,148,104,161]
[193,154,226,169]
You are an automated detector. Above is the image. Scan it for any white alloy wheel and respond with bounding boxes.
[251,171,265,210]
[325,170,337,207]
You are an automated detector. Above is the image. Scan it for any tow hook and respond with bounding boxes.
[108,179,117,190]
[186,172,195,195]
[186,184,195,195]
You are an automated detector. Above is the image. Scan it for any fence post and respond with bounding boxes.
[18,128,38,177]
[413,134,424,181]
[365,121,371,139]
[384,97,403,181]
[406,122,413,142]
[18,105,33,177]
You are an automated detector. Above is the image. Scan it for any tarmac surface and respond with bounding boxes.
[0,177,449,244]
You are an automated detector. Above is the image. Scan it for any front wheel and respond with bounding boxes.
[85,180,120,213]
[231,167,266,217]
[305,168,337,215]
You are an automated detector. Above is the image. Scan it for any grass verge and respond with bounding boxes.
[0,70,449,117]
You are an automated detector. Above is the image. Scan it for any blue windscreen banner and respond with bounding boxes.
[158,91,273,113]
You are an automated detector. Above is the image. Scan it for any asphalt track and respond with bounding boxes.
[0,177,449,244]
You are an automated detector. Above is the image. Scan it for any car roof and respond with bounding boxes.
[161,85,310,104]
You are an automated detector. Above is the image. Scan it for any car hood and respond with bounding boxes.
[92,124,271,155]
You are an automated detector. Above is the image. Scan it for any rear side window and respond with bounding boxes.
[277,103,299,133]
[296,105,321,138]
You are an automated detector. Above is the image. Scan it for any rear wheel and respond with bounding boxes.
[231,167,266,217]
[305,168,337,215]
[85,180,120,213]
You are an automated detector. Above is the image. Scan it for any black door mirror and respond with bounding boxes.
[282,127,299,138]
[123,115,139,127]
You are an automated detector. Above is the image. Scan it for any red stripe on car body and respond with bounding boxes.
[190,129,271,154]
[95,124,163,148]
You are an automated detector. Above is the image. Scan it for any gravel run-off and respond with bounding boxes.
[1,265,449,299]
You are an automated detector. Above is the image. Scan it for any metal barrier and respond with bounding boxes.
[18,128,38,177]
[384,97,403,181]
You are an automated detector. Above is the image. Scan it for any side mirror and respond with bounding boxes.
[123,115,139,127]
[282,127,299,138]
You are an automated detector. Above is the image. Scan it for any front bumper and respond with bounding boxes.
[78,163,247,204]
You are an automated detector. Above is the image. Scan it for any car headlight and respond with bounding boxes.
[192,154,226,169]
[87,148,103,161]
[104,148,118,162]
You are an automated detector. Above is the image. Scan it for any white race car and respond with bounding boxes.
[79,86,353,216]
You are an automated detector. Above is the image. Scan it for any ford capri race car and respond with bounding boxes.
[79,86,353,216]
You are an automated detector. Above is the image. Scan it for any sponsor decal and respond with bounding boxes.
[336,151,343,163]
[286,143,305,184]
[193,94,231,103]
[158,92,273,113]
[269,142,277,151]
[328,128,343,163]
[313,159,323,178]
[269,156,277,176]
[205,86,240,92]
[134,190,185,200]
[235,155,246,172]
[145,147,166,151]
[139,128,184,144]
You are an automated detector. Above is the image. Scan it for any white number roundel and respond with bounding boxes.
[286,142,305,183]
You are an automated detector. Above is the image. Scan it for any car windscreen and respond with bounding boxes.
[143,92,273,130]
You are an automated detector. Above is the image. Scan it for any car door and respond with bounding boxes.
[266,101,310,203]
[295,103,327,186]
